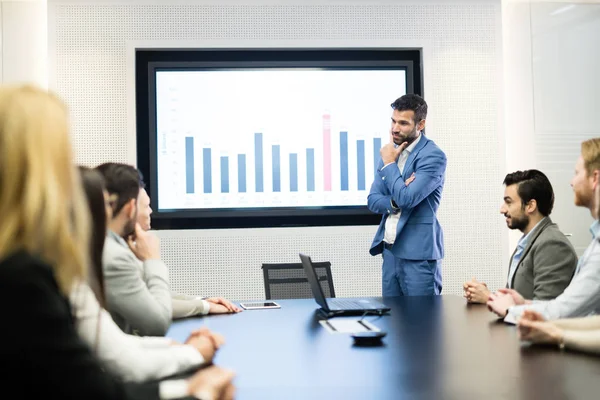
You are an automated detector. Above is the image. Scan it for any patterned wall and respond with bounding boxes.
[48,0,507,300]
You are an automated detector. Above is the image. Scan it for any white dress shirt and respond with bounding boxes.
[383,133,422,245]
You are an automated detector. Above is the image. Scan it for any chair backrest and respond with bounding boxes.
[261,262,336,300]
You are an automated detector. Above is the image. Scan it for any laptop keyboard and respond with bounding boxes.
[329,299,379,310]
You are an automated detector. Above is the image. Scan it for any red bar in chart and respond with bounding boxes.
[323,114,332,191]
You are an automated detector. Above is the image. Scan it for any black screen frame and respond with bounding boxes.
[136,48,423,230]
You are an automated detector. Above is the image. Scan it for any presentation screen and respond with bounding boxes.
[136,49,422,229]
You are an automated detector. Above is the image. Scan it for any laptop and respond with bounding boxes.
[299,253,391,317]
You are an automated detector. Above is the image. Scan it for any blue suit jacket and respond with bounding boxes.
[368,135,446,261]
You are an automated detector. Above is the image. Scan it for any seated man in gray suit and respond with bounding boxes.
[98,162,240,336]
[464,169,577,303]
[488,139,600,322]
[96,162,173,336]
[134,179,241,319]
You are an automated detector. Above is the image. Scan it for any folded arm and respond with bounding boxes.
[377,150,446,211]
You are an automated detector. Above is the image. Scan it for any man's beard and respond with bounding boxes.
[574,188,592,208]
[392,127,418,146]
[507,213,529,232]
[123,218,136,239]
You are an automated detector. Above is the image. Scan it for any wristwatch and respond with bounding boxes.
[558,334,566,350]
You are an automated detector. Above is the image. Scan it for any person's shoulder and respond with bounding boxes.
[0,251,52,278]
[537,221,573,245]
[103,236,138,267]
[102,235,144,277]
[103,234,123,251]
[103,234,130,257]
[421,137,447,159]
[0,251,57,294]
[591,237,600,253]
[579,240,600,271]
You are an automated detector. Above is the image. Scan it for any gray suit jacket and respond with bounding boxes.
[509,217,577,300]
[102,231,172,336]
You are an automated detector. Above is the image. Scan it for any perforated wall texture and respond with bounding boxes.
[48,0,507,301]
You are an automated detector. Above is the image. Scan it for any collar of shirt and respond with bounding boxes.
[402,133,422,155]
[108,229,128,247]
[517,216,547,250]
[590,220,600,239]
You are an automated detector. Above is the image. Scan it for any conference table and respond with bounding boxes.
[166,296,600,399]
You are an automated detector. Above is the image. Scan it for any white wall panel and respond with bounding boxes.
[1,0,47,87]
[531,2,600,255]
[48,0,506,300]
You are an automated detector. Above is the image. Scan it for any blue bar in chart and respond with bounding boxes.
[373,138,381,172]
[272,145,281,192]
[306,148,315,192]
[220,156,229,193]
[357,140,365,190]
[185,137,195,194]
[289,154,298,192]
[255,133,263,193]
[203,148,212,193]
[186,130,380,197]
[238,154,246,193]
[340,132,348,191]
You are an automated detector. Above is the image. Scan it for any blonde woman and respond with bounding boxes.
[0,85,234,399]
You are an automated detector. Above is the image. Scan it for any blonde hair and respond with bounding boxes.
[0,85,90,296]
[581,138,600,176]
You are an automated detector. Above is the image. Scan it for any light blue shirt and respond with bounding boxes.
[575,220,600,273]
[507,218,547,288]
[506,220,600,322]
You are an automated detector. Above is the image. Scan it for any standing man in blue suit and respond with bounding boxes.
[368,94,447,296]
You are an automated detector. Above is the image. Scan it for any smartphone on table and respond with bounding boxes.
[239,301,281,310]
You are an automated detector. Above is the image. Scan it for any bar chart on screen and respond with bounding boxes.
[155,69,405,210]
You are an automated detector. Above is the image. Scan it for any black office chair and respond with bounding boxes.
[261,262,336,300]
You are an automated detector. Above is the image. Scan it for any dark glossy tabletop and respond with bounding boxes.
[166,296,600,400]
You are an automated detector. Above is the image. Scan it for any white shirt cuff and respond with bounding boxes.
[193,296,211,315]
[503,308,518,325]
[200,299,211,315]
[159,379,189,399]
[159,380,214,400]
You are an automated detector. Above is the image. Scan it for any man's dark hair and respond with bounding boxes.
[503,169,555,216]
[391,94,428,124]
[95,162,141,215]
[137,168,146,189]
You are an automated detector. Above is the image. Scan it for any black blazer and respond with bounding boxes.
[0,251,159,399]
